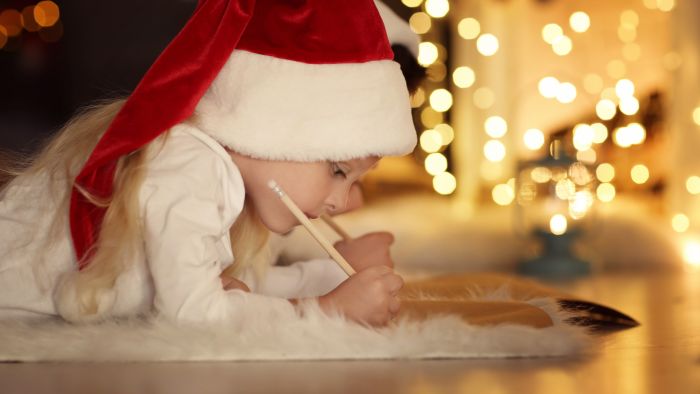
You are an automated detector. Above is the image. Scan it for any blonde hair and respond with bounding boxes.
[1,99,269,316]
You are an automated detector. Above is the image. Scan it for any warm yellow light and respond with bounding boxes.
[569,11,590,33]
[615,79,635,98]
[570,191,594,219]
[538,77,559,99]
[583,73,603,95]
[483,140,506,162]
[642,0,657,9]
[425,153,448,175]
[429,89,453,112]
[573,124,594,151]
[433,172,457,195]
[617,25,637,43]
[576,149,597,164]
[34,1,60,28]
[622,43,642,62]
[620,10,639,27]
[410,87,425,108]
[476,34,499,56]
[434,124,455,145]
[596,163,615,183]
[556,82,577,104]
[692,106,700,126]
[418,42,439,66]
[458,17,480,40]
[555,179,576,200]
[523,129,545,150]
[552,35,573,56]
[550,214,568,235]
[597,182,616,202]
[657,0,676,12]
[630,164,650,184]
[419,129,442,152]
[402,0,424,7]
[425,0,449,18]
[596,99,617,120]
[453,66,476,88]
[672,214,690,233]
[626,123,646,145]
[683,241,700,266]
[531,167,552,183]
[485,116,508,138]
[613,127,632,148]
[492,184,515,206]
[686,176,700,195]
[409,12,431,34]
[420,107,443,128]
[619,97,640,116]
[542,23,563,44]
[607,60,626,79]
[473,87,495,109]
[591,123,608,143]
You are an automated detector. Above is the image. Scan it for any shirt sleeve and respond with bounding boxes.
[239,258,349,299]
[139,132,296,323]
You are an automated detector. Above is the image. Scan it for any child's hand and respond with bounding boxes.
[334,231,395,271]
[220,275,251,292]
[319,266,403,326]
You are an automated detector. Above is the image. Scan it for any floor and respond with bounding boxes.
[1,270,699,394]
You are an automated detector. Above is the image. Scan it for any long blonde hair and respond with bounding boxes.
[1,99,269,316]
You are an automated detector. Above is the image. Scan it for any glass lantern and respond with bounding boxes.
[515,139,596,278]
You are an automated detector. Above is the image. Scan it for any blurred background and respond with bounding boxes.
[2,0,699,277]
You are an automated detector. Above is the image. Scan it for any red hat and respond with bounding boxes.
[70,0,417,268]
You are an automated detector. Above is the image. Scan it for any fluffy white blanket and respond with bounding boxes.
[0,298,590,362]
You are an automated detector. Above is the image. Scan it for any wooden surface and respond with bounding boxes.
[2,271,699,394]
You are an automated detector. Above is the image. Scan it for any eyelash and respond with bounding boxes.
[331,163,347,179]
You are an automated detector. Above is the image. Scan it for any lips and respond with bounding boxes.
[304,212,320,219]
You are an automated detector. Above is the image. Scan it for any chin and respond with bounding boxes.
[260,216,297,235]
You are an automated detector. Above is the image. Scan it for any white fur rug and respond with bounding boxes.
[0,298,590,362]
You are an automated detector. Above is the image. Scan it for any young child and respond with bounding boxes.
[0,0,416,327]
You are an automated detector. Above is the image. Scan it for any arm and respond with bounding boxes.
[140,134,296,323]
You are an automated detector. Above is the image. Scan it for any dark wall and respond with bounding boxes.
[0,0,197,153]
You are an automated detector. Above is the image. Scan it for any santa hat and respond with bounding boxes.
[374,1,420,58]
[70,0,417,267]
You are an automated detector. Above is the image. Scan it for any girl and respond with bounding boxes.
[0,0,416,327]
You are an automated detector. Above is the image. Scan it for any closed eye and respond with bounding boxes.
[330,162,348,179]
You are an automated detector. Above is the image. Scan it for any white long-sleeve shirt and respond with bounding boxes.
[0,124,347,322]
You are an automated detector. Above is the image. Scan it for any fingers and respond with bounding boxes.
[383,273,404,294]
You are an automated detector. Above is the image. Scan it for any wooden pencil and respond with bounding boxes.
[267,180,356,277]
[320,213,352,241]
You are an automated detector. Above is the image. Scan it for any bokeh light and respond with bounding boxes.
[458,17,480,40]
[453,66,476,88]
[485,116,508,138]
[523,129,545,150]
[433,172,457,195]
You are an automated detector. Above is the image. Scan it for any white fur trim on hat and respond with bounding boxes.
[192,50,417,162]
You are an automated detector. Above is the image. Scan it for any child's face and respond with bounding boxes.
[229,152,380,234]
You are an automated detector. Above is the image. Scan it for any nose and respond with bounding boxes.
[325,187,349,212]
